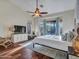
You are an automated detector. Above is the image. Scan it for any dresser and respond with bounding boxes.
[13,34,28,43]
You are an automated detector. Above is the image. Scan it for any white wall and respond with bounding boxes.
[0,0,33,37]
[76,0,79,23]
[33,10,75,35]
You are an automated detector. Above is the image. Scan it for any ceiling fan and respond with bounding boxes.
[26,0,48,17]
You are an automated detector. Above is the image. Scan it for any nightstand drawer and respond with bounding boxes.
[69,55,79,59]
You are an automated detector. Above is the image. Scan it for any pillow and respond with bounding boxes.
[67,31,74,42]
[61,33,67,41]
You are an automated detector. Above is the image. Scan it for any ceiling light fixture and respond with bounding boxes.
[26,0,48,17]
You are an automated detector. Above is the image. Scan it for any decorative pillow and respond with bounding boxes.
[61,31,75,42]
[61,33,67,41]
[67,31,74,42]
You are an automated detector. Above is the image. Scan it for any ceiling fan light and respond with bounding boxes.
[34,9,40,16]
[34,13,40,16]
[35,14,39,16]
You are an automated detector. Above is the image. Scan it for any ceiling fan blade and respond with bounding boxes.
[32,15,35,16]
[25,11,34,13]
[40,12,48,14]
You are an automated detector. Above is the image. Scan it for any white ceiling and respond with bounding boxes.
[9,0,76,14]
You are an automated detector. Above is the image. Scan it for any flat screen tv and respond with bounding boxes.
[14,25,26,34]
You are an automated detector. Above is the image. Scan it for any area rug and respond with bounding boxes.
[26,43,67,59]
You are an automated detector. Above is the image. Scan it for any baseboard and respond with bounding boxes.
[14,40,29,44]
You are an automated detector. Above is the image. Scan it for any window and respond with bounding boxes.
[39,19,62,35]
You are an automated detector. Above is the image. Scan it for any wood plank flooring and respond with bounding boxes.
[0,44,53,59]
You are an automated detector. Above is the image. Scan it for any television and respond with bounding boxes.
[14,25,26,34]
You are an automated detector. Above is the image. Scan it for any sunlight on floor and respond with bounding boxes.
[0,41,32,56]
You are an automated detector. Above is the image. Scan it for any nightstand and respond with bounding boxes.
[68,46,79,59]
[28,34,36,40]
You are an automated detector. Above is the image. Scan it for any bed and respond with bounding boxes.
[32,35,72,59]
[32,35,72,52]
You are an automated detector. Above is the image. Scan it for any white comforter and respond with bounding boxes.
[32,35,72,51]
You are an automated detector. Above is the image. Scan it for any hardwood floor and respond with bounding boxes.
[0,44,53,59]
